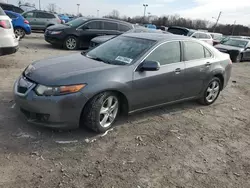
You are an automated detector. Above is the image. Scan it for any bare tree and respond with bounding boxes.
[109,10,120,19]
[47,3,57,13]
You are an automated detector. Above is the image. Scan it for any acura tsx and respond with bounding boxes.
[14,33,232,133]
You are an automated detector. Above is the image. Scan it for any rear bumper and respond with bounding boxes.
[0,45,19,56]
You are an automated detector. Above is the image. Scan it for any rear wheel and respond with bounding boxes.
[63,36,79,50]
[14,27,25,38]
[82,92,119,133]
[198,77,221,105]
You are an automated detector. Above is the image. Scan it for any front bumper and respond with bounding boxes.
[44,32,64,45]
[14,77,89,129]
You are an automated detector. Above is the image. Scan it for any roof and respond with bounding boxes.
[122,32,192,41]
[4,10,20,16]
[87,17,132,25]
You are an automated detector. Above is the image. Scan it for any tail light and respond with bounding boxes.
[0,20,11,29]
[229,59,232,64]
[24,20,29,24]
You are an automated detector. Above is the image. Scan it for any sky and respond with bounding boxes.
[3,0,250,26]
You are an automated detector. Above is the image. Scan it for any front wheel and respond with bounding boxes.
[198,77,221,105]
[63,36,79,50]
[14,28,26,39]
[82,92,119,133]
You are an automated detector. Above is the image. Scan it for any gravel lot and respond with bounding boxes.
[0,33,250,188]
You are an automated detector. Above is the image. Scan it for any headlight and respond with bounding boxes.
[24,64,35,76]
[50,31,62,35]
[35,84,86,96]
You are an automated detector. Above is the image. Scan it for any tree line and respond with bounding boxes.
[106,10,250,36]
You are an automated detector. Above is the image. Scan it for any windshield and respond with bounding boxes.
[211,34,223,40]
[222,39,248,48]
[86,36,156,65]
[65,17,87,27]
[187,30,195,36]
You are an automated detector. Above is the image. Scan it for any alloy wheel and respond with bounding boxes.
[206,80,220,103]
[99,96,119,128]
[66,38,77,50]
[15,28,24,38]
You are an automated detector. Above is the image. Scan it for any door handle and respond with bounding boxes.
[175,68,181,74]
[205,62,211,67]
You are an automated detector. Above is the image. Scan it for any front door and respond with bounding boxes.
[35,12,47,30]
[243,43,250,60]
[78,20,104,48]
[131,41,185,111]
[23,12,37,29]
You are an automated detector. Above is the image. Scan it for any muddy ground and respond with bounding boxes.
[0,33,250,188]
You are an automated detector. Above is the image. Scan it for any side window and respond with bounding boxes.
[103,21,118,30]
[36,12,47,18]
[184,41,205,61]
[146,41,181,66]
[199,33,207,39]
[192,32,200,38]
[44,13,55,19]
[6,12,17,19]
[84,21,102,29]
[13,7,23,13]
[119,24,131,32]
[204,47,212,58]
[24,12,34,18]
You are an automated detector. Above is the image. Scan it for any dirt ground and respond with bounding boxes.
[0,33,250,188]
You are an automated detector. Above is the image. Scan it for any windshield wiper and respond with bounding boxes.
[87,56,111,64]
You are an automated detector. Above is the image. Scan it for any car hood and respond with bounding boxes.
[47,24,70,30]
[25,53,117,86]
[214,44,244,51]
[91,35,116,44]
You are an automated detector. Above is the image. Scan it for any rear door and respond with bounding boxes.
[182,41,214,98]
[103,21,120,35]
[35,12,47,30]
[243,42,250,60]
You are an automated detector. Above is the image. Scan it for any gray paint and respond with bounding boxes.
[14,33,232,128]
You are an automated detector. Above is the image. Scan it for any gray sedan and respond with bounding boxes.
[14,33,232,133]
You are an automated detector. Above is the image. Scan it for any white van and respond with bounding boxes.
[0,6,18,56]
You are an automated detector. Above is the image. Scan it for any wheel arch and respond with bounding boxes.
[79,89,129,126]
[213,73,224,90]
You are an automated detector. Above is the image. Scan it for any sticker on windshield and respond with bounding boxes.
[115,56,133,64]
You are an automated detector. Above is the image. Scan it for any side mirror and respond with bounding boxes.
[82,25,90,30]
[192,35,196,38]
[245,47,250,50]
[138,60,160,71]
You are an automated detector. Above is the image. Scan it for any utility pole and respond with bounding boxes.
[77,4,80,16]
[143,4,148,23]
[213,11,222,32]
[39,0,41,10]
[97,10,99,17]
[232,20,236,35]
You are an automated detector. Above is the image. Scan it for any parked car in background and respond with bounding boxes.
[186,30,213,45]
[0,2,24,13]
[45,17,134,50]
[167,26,213,45]
[0,7,18,56]
[157,25,168,31]
[145,24,156,29]
[89,26,170,48]
[209,32,223,45]
[22,10,61,31]
[14,33,232,133]
[214,38,250,62]
[5,10,31,38]
[58,14,70,23]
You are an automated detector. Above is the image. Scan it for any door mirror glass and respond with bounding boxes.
[192,35,196,38]
[140,60,160,71]
[82,25,89,30]
[245,47,250,50]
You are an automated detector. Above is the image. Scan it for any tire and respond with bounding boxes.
[198,77,221,105]
[233,53,242,63]
[82,92,119,133]
[63,36,79,50]
[14,27,26,39]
